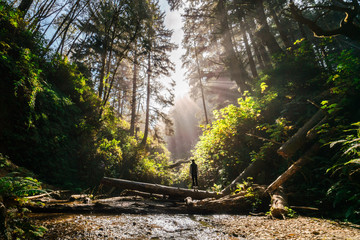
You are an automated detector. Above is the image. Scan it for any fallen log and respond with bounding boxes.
[266,144,320,194]
[187,185,267,213]
[25,190,69,200]
[269,186,288,219]
[101,177,222,200]
[277,109,325,158]
[27,198,190,214]
[221,159,268,195]
[121,190,164,199]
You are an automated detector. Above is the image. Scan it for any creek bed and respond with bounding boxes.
[30,213,243,239]
[30,212,360,239]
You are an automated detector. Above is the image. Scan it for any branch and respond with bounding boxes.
[245,133,281,145]
[289,2,360,41]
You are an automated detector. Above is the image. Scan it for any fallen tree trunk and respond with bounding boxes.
[187,185,267,213]
[277,110,325,158]
[221,159,268,195]
[25,190,68,200]
[187,186,266,213]
[269,186,288,219]
[27,199,188,214]
[101,177,222,200]
[121,190,164,199]
[266,144,320,194]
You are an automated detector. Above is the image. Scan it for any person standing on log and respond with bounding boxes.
[190,160,198,188]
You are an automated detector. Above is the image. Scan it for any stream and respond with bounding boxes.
[31,213,244,239]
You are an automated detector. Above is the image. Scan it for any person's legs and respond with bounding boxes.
[194,175,198,186]
[192,175,196,187]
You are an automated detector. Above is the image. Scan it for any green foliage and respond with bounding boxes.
[181,36,360,223]
[0,154,48,239]
[327,50,360,96]
[98,138,123,176]
[325,122,360,223]
[0,2,174,191]
[184,88,280,189]
[0,176,43,199]
[234,178,262,210]
[284,207,297,218]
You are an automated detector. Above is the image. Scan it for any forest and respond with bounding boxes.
[0,0,359,238]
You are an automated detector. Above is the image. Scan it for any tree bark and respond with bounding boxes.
[187,185,266,213]
[277,110,325,158]
[130,51,138,136]
[245,19,266,70]
[239,15,258,78]
[18,0,33,16]
[266,144,320,193]
[141,53,151,145]
[253,0,283,56]
[268,5,292,48]
[101,177,222,200]
[194,43,209,124]
[289,2,360,42]
[216,0,251,93]
[269,186,288,219]
[221,159,268,195]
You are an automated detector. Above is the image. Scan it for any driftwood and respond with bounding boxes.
[101,177,222,200]
[221,160,268,195]
[266,144,319,193]
[121,190,164,199]
[187,185,267,213]
[277,109,325,158]
[25,190,68,200]
[269,186,288,219]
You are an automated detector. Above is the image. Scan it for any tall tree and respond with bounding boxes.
[18,0,33,16]
[216,0,251,93]
[141,0,176,145]
[253,0,283,55]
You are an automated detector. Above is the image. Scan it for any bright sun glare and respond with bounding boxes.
[162,1,190,99]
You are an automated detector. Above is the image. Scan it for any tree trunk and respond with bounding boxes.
[221,159,268,195]
[239,16,258,78]
[18,0,33,16]
[98,50,107,99]
[130,51,138,136]
[254,0,283,56]
[141,53,151,145]
[245,20,266,70]
[194,43,209,124]
[266,144,320,193]
[277,110,325,158]
[269,186,288,219]
[187,185,267,213]
[101,177,222,200]
[216,0,250,93]
[268,5,292,48]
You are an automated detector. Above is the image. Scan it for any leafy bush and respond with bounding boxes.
[0,155,47,239]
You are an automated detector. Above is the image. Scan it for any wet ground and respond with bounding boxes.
[31,213,240,239]
[30,212,360,239]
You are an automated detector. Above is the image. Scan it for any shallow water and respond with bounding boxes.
[31,213,246,239]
